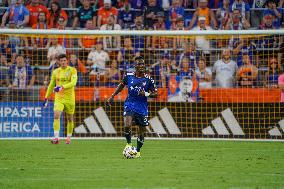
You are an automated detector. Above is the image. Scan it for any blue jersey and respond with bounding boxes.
[123,73,157,116]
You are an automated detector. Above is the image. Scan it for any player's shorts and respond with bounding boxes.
[124,109,149,127]
[54,101,75,115]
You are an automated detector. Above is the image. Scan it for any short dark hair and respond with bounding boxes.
[135,56,144,62]
[58,54,67,60]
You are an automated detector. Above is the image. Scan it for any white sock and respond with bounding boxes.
[67,134,72,137]
[54,131,59,138]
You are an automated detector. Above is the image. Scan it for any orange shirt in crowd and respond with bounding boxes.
[197,8,210,26]
[26,4,48,27]
[81,36,97,48]
[47,10,68,28]
[97,7,118,25]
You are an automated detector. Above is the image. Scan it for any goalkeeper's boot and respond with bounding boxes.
[134,152,141,158]
[65,137,71,145]
[51,138,59,144]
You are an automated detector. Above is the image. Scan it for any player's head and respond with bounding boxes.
[135,56,145,73]
[58,54,68,68]
[179,77,193,95]
[16,54,25,67]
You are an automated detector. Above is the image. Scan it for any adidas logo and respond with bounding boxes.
[148,107,181,136]
[202,108,245,136]
[75,107,180,135]
[268,119,284,136]
[75,107,116,134]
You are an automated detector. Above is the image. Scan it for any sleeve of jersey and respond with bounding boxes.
[149,77,158,92]
[45,71,56,98]
[62,69,78,89]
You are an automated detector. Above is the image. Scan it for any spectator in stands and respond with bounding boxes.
[225,8,250,30]
[212,49,238,88]
[216,0,230,29]
[0,68,7,100]
[279,72,284,102]
[264,57,280,87]
[230,0,250,21]
[153,11,166,30]
[73,0,97,29]
[97,0,118,28]
[118,37,140,73]
[1,0,30,28]
[175,42,198,69]
[231,37,258,67]
[87,41,110,75]
[33,67,45,86]
[168,0,185,29]
[0,37,16,66]
[172,16,187,50]
[259,14,277,29]
[144,0,163,29]
[31,11,49,48]
[6,54,35,101]
[69,54,88,86]
[78,19,96,49]
[47,1,68,28]
[192,16,212,55]
[105,59,121,87]
[26,0,48,27]
[0,1,8,23]
[251,0,266,28]
[195,57,212,88]
[236,53,258,87]
[130,0,147,10]
[118,2,135,29]
[264,0,282,29]
[159,53,178,88]
[130,13,145,49]
[100,15,121,50]
[188,0,218,30]
[47,37,66,67]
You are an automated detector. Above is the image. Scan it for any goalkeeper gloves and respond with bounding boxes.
[43,98,48,108]
[54,86,64,93]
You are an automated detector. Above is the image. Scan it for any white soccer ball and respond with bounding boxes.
[123,146,137,159]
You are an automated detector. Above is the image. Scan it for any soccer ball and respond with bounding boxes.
[123,146,137,159]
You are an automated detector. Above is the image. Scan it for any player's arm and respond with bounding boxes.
[107,75,128,106]
[45,71,56,99]
[140,76,158,98]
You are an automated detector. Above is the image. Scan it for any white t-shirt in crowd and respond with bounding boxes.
[212,59,238,88]
[192,26,212,54]
[47,45,66,67]
[195,67,212,88]
[87,50,110,69]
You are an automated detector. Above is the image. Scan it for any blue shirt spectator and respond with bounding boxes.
[118,4,136,29]
[230,0,250,20]
[263,0,282,28]
[1,1,29,28]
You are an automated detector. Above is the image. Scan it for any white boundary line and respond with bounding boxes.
[0,137,283,142]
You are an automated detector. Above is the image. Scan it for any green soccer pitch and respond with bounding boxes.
[0,140,283,189]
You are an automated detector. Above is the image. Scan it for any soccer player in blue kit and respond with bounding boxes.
[107,56,158,158]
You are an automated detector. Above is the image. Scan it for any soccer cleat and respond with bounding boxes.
[65,137,71,145]
[51,138,59,144]
[134,152,141,158]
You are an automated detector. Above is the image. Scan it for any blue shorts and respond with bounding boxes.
[123,109,149,127]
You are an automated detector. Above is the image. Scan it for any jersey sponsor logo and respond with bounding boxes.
[202,108,245,136]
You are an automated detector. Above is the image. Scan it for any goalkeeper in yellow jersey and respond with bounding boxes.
[43,54,78,144]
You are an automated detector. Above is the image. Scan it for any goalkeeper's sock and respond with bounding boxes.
[136,136,144,152]
[67,121,74,137]
[53,119,60,138]
[124,130,132,144]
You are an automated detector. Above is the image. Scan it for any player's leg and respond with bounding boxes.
[52,102,64,144]
[124,115,133,147]
[135,114,148,158]
[65,103,75,144]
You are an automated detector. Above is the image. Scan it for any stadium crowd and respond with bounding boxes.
[0,0,283,102]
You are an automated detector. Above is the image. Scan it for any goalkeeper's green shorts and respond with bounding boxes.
[54,101,75,115]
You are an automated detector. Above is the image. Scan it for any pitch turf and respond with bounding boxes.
[0,140,283,189]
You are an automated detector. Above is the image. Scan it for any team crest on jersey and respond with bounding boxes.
[142,82,146,86]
